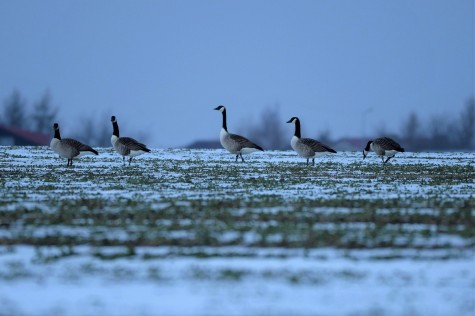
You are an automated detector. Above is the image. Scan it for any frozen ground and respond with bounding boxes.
[0,146,474,315]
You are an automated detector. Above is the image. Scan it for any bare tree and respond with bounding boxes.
[95,123,112,147]
[316,129,332,146]
[458,98,475,149]
[31,91,58,133]
[401,112,421,150]
[2,90,28,128]
[427,114,452,150]
[73,115,111,147]
[247,104,286,150]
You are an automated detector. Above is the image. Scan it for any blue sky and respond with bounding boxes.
[0,0,473,147]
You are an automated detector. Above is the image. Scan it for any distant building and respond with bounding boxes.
[186,139,221,149]
[0,124,50,146]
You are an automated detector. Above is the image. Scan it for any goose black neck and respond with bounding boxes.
[54,128,61,140]
[221,109,228,131]
[112,121,120,137]
[364,141,372,151]
[294,119,301,138]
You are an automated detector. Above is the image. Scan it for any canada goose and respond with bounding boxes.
[50,123,98,166]
[286,117,337,166]
[363,137,405,163]
[214,105,264,162]
[111,116,151,165]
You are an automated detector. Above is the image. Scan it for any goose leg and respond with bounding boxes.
[384,157,392,164]
[312,158,315,166]
[306,158,309,166]
[129,157,133,165]
[122,156,126,165]
[240,153,245,162]
[235,154,239,162]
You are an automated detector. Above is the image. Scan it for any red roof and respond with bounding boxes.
[0,124,50,145]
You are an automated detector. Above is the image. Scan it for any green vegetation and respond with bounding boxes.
[0,147,474,258]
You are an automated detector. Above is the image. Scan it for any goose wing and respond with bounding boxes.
[376,137,405,152]
[229,133,264,151]
[118,137,151,152]
[62,138,98,155]
[301,138,337,153]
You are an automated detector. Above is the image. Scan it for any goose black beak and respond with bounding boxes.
[286,119,292,123]
[213,107,220,111]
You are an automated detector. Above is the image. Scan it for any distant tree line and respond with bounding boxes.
[1,89,58,134]
[244,98,475,151]
[244,104,288,150]
[0,90,110,146]
[400,98,475,151]
[2,90,474,150]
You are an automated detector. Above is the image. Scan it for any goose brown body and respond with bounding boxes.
[111,116,150,165]
[287,117,336,166]
[214,105,263,162]
[50,123,98,166]
[363,137,405,163]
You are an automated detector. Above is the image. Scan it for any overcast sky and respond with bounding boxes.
[0,0,473,147]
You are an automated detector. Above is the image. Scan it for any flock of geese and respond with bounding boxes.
[50,116,151,166]
[49,106,405,166]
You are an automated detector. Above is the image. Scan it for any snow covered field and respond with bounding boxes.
[0,146,474,315]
